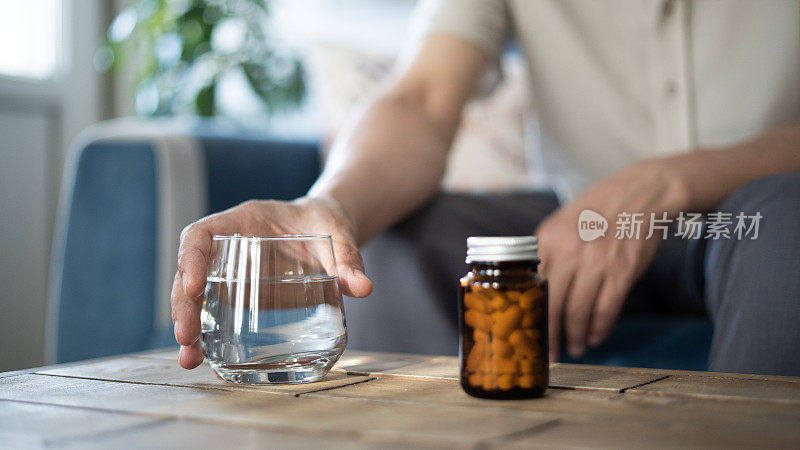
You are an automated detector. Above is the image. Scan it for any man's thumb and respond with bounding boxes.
[335,243,373,298]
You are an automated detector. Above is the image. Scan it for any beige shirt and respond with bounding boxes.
[413,0,800,200]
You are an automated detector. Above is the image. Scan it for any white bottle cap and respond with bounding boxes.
[465,236,539,263]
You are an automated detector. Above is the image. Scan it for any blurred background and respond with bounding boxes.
[0,0,536,371]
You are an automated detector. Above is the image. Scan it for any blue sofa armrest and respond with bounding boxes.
[48,119,320,363]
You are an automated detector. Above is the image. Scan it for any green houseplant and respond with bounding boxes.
[100,0,305,117]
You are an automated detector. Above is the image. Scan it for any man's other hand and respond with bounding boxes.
[536,160,688,361]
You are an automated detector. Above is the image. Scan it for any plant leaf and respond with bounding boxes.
[195,81,216,116]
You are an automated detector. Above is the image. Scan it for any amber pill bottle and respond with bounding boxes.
[459,236,548,399]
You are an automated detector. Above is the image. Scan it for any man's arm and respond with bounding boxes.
[308,35,489,244]
[666,122,800,213]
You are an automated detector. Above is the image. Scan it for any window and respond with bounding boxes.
[0,0,62,80]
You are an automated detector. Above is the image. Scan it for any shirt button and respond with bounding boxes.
[662,0,676,18]
[665,81,678,96]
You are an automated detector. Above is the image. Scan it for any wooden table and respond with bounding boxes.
[2,350,799,448]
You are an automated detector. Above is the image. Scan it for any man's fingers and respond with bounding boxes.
[546,261,574,362]
[175,253,203,369]
[179,341,205,369]
[177,224,214,298]
[171,271,202,346]
[563,265,603,358]
[587,275,630,347]
[334,241,373,298]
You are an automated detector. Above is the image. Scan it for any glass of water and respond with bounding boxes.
[200,234,346,384]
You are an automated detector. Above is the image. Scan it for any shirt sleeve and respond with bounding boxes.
[409,0,511,60]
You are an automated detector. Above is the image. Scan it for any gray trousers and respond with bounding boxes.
[345,173,800,376]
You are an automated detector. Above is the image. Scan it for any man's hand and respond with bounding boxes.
[536,160,688,361]
[170,196,373,369]
[536,123,800,361]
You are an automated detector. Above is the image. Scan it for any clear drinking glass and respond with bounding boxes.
[200,234,346,384]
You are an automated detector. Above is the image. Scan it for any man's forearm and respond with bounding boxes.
[308,92,456,244]
[307,35,489,245]
[661,122,800,213]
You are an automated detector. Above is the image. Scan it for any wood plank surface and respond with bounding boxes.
[549,363,668,392]
[0,400,160,449]
[303,375,800,448]
[491,414,800,450]
[55,420,402,450]
[0,374,219,413]
[0,371,550,447]
[0,374,553,447]
[37,356,373,395]
[130,349,669,394]
[335,351,669,392]
[145,390,554,447]
[2,349,800,449]
[627,370,800,403]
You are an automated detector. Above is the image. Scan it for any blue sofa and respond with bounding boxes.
[48,119,713,370]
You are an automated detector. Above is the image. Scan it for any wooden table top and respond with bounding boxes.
[2,349,799,449]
